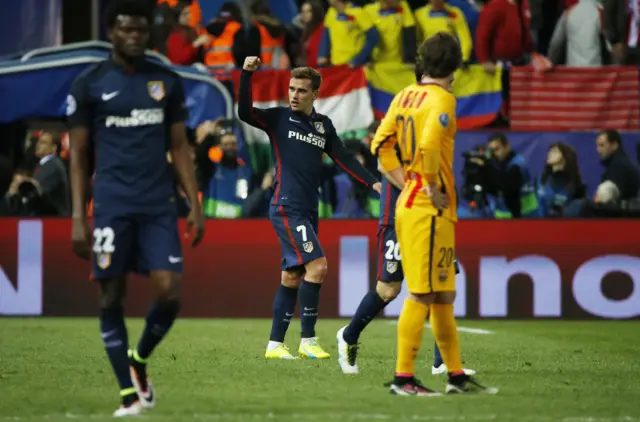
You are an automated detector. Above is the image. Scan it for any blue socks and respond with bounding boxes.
[343,291,388,345]
[100,306,134,393]
[136,301,180,360]
[269,285,298,342]
[433,341,444,367]
[299,280,321,338]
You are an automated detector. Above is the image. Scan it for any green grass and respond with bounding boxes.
[0,319,639,422]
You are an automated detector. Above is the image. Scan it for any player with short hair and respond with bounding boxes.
[372,32,497,395]
[238,57,381,360]
[68,0,205,416]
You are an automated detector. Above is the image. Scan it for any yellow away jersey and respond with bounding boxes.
[364,0,415,63]
[324,4,374,65]
[371,82,458,221]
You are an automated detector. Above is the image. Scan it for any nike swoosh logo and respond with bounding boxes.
[303,307,315,311]
[289,117,301,123]
[169,256,182,264]
[285,312,294,316]
[101,91,119,101]
[101,329,117,339]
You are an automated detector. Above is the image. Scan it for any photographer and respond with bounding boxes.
[195,118,251,219]
[469,133,541,219]
[3,131,70,216]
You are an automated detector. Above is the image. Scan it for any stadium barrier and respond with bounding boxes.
[0,218,638,319]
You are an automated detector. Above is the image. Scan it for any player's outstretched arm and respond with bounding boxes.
[325,122,380,192]
[237,56,271,130]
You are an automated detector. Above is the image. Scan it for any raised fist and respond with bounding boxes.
[243,56,261,72]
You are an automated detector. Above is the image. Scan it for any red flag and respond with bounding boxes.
[509,66,640,130]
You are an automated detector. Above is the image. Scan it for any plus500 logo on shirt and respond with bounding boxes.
[105,109,164,128]
[288,131,326,149]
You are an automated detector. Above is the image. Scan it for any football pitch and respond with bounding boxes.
[1,318,638,422]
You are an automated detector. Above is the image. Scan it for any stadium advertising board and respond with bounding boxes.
[0,219,638,319]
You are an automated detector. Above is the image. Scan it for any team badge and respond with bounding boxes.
[439,113,450,128]
[303,241,314,253]
[314,122,325,134]
[439,270,448,282]
[148,81,165,101]
[97,253,112,270]
[386,261,398,274]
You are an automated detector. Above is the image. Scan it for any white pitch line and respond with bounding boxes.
[1,414,638,422]
[387,321,494,335]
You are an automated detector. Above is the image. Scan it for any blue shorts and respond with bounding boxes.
[269,205,325,270]
[376,225,404,283]
[92,211,183,279]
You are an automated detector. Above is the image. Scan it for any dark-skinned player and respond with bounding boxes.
[67,0,204,416]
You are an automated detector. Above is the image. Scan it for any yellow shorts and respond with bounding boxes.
[395,207,456,294]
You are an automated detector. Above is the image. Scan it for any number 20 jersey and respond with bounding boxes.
[371,82,458,222]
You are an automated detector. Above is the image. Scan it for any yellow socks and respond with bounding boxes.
[395,298,429,376]
[430,303,463,373]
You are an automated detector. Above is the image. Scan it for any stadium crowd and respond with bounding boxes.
[1,0,639,219]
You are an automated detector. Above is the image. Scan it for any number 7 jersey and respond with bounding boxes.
[370,82,458,222]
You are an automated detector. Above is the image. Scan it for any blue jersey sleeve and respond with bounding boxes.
[166,77,188,125]
[66,72,92,129]
[237,70,279,131]
[324,119,378,188]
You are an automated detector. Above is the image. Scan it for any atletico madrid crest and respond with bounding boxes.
[303,241,314,253]
[148,81,165,101]
[97,253,112,269]
[314,122,325,134]
[386,261,398,274]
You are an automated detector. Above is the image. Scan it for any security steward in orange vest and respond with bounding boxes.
[204,2,261,80]
[249,1,290,69]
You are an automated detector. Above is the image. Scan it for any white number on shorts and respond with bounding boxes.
[385,240,401,261]
[296,225,308,242]
[93,227,116,254]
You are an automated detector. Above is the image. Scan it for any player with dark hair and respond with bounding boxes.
[68,0,204,416]
[238,57,381,360]
[374,32,496,395]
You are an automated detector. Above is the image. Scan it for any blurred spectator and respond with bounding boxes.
[290,0,326,67]
[250,0,291,69]
[602,0,640,64]
[196,121,251,218]
[3,131,70,217]
[204,2,261,78]
[596,129,640,201]
[318,0,380,67]
[447,0,481,61]
[31,131,70,216]
[365,0,417,65]
[166,4,210,65]
[537,142,586,217]
[157,0,202,29]
[473,133,541,218]
[415,0,472,63]
[242,168,274,217]
[594,180,620,204]
[476,0,535,71]
[547,0,608,66]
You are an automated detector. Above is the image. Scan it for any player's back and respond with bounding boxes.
[69,59,183,215]
[387,83,457,222]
